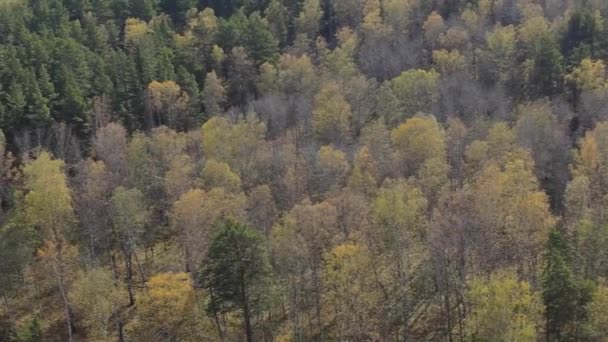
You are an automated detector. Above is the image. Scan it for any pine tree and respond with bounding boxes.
[242,12,280,66]
[201,219,272,342]
[542,229,593,341]
[526,33,564,99]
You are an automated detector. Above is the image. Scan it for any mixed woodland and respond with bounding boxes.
[3,0,608,341]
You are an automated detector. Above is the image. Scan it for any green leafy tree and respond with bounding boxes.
[242,12,280,66]
[390,69,439,119]
[525,33,564,99]
[159,0,196,26]
[265,0,288,47]
[542,229,593,341]
[201,219,272,342]
[129,0,157,20]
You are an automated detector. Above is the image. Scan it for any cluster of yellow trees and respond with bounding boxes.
[2,105,608,340]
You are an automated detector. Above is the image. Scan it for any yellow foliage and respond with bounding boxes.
[278,54,317,95]
[313,82,352,144]
[518,16,550,51]
[348,146,378,197]
[384,0,417,33]
[258,62,278,95]
[573,122,608,189]
[566,58,608,93]
[173,187,247,269]
[432,49,466,74]
[362,0,385,33]
[587,284,608,339]
[317,145,349,185]
[189,7,218,33]
[146,80,190,127]
[211,45,225,65]
[24,152,75,234]
[465,122,531,176]
[70,268,125,342]
[486,25,517,61]
[131,272,198,340]
[372,179,428,242]
[390,69,439,116]
[124,18,149,44]
[201,115,268,182]
[164,154,196,203]
[423,11,445,44]
[472,158,555,276]
[296,0,322,38]
[323,28,359,81]
[201,159,242,193]
[322,243,383,340]
[203,71,225,117]
[416,156,449,203]
[147,80,182,101]
[391,115,446,176]
[466,270,543,341]
[461,7,481,32]
[438,26,470,51]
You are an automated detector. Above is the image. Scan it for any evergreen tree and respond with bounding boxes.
[201,219,272,342]
[542,229,593,341]
[561,10,603,65]
[526,33,564,99]
[56,66,88,136]
[265,0,289,48]
[242,12,280,66]
[129,0,157,21]
[159,0,196,26]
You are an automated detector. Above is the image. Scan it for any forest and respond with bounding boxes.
[2,0,608,341]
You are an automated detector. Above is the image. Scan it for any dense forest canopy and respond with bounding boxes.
[2,0,608,341]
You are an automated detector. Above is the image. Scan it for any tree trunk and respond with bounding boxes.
[243,300,254,342]
[118,321,125,342]
[124,250,135,306]
[2,289,14,324]
[55,245,74,342]
[51,228,74,342]
[209,291,224,341]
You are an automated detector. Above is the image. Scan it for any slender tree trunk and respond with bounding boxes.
[88,231,96,262]
[124,249,135,306]
[58,278,73,342]
[291,276,302,342]
[52,228,74,342]
[55,246,73,342]
[209,291,224,341]
[2,289,13,323]
[118,321,125,342]
[132,250,146,282]
[312,262,323,340]
[396,252,409,342]
[444,268,453,342]
[183,243,191,273]
[243,299,254,342]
